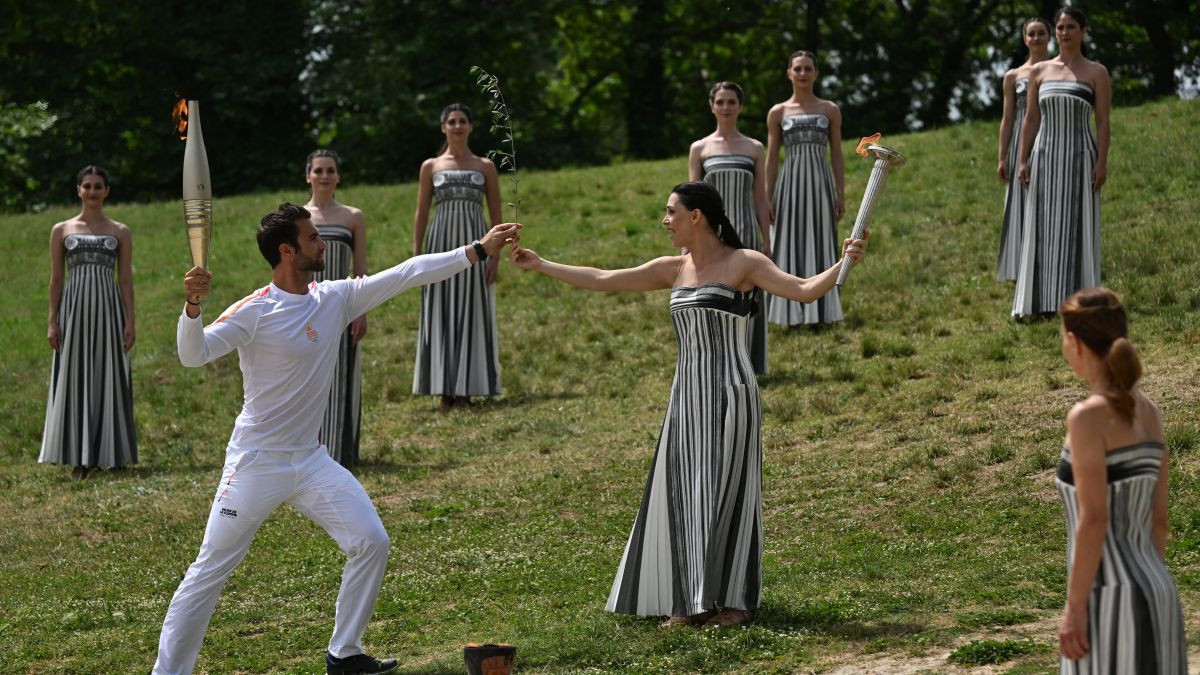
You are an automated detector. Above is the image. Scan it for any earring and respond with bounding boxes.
[717,223,724,238]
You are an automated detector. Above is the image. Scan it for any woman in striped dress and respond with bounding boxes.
[413,103,503,407]
[41,166,137,475]
[1056,288,1185,673]
[511,182,866,629]
[765,50,845,326]
[303,149,367,467]
[689,81,772,374]
[995,17,1051,281]
[1014,7,1111,319]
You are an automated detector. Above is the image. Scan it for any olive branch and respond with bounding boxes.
[470,66,520,222]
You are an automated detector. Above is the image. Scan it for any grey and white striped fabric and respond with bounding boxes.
[39,234,137,468]
[412,169,500,396]
[702,154,767,375]
[769,113,842,326]
[997,77,1029,281]
[607,284,762,617]
[1012,80,1100,318]
[312,224,361,467]
[1056,442,1186,674]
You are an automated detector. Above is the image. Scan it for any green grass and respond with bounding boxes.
[948,638,1046,666]
[2,97,1198,672]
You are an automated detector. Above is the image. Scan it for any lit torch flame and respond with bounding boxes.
[855,132,882,157]
[172,98,189,140]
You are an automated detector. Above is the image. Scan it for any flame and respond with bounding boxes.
[172,98,188,140]
[855,132,882,157]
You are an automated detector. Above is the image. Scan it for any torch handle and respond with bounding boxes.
[836,158,893,287]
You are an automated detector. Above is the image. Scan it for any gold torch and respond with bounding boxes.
[836,133,906,287]
[177,99,212,269]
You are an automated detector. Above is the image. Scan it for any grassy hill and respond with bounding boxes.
[1,97,1197,673]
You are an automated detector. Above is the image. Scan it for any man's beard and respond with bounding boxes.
[298,254,325,272]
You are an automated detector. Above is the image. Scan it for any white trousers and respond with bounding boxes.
[153,447,390,674]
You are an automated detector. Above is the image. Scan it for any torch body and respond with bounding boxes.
[836,144,905,287]
[182,100,212,269]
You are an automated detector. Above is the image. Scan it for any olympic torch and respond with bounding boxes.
[179,100,212,269]
[836,133,906,287]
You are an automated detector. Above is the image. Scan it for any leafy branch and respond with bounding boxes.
[469,66,520,222]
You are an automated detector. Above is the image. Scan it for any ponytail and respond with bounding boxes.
[670,181,747,250]
[1061,287,1141,422]
[1102,337,1142,422]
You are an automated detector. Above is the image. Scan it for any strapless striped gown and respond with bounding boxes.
[40,234,138,468]
[997,77,1029,281]
[1056,442,1185,673]
[702,154,767,374]
[413,169,501,397]
[769,113,841,326]
[607,284,762,617]
[1013,80,1100,317]
[312,224,361,467]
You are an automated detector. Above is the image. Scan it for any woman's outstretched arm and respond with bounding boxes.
[745,233,865,303]
[512,245,679,292]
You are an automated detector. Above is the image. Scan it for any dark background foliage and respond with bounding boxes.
[1,0,1196,210]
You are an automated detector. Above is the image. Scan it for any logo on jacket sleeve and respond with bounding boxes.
[305,322,319,342]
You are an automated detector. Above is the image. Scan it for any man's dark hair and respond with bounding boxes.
[257,203,310,268]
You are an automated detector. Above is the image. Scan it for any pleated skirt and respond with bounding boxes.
[1013,83,1100,317]
[40,262,137,468]
[313,225,361,466]
[769,143,842,325]
[412,200,500,396]
[997,93,1028,281]
[607,297,762,617]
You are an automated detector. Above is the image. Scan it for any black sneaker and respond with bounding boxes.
[326,652,398,675]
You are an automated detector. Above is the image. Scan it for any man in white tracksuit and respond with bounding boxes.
[153,203,519,674]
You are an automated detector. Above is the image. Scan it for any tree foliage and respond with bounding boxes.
[0,0,308,208]
[0,0,1195,211]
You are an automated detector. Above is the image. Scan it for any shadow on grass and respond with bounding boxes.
[404,389,586,415]
[396,662,462,675]
[36,463,217,483]
[354,456,464,478]
[755,605,927,640]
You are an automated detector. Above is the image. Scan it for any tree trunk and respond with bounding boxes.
[1130,0,1178,97]
[805,0,826,54]
[624,0,668,158]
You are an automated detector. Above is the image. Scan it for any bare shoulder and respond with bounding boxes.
[766,103,785,123]
[343,204,365,226]
[823,100,842,124]
[647,254,686,276]
[1067,395,1110,428]
[112,220,133,239]
[1002,68,1018,86]
[419,157,438,176]
[651,254,686,268]
[478,156,499,177]
[731,247,771,269]
[49,220,70,246]
[1137,390,1166,439]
